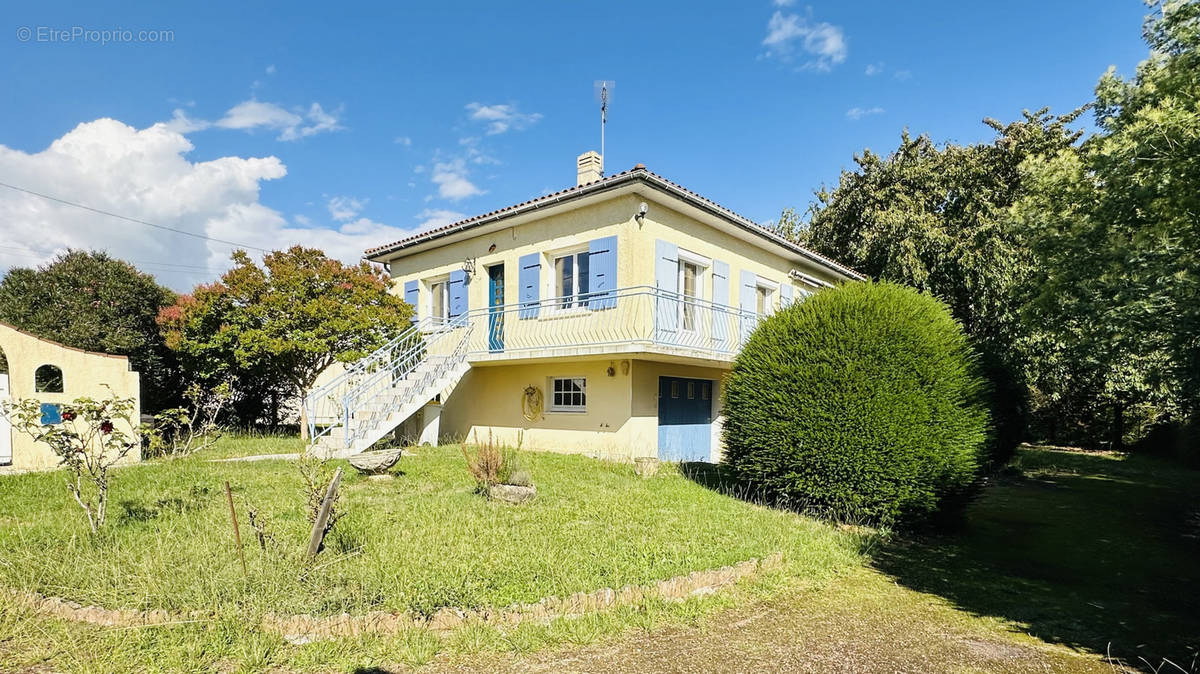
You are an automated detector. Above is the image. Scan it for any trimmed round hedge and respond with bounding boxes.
[722,281,989,524]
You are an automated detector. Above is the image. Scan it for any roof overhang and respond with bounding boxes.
[365,169,863,281]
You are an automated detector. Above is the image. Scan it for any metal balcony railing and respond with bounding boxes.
[442,284,761,361]
[303,285,765,448]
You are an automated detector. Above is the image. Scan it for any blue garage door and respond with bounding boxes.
[657,376,713,462]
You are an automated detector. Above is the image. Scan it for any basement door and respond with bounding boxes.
[0,373,10,465]
[657,376,713,463]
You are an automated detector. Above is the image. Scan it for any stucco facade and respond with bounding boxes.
[385,191,845,326]
[334,162,859,461]
[0,322,141,471]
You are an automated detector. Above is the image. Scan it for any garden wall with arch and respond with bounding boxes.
[0,321,141,471]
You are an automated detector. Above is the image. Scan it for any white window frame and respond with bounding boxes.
[427,276,451,324]
[547,246,591,312]
[677,249,710,333]
[755,277,779,316]
[547,376,587,413]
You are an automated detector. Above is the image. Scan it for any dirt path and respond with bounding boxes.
[424,569,1113,674]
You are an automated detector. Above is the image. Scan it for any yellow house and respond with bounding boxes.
[0,322,142,471]
[305,153,860,462]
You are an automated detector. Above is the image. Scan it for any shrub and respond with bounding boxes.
[978,349,1028,469]
[143,381,232,459]
[461,430,531,489]
[2,388,140,532]
[1132,417,1200,468]
[722,281,990,524]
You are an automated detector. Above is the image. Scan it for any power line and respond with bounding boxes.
[0,249,208,278]
[0,180,271,253]
[0,244,214,273]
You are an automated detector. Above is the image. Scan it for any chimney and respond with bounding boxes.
[576,151,603,186]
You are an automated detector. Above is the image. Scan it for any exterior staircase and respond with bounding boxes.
[304,315,473,458]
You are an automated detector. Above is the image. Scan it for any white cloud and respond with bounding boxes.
[865,63,883,76]
[394,136,412,146]
[162,108,209,134]
[0,118,421,290]
[281,102,342,141]
[163,99,344,142]
[431,158,484,200]
[265,64,276,75]
[327,195,367,222]
[464,102,543,135]
[893,69,912,81]
[772,0,795,5]
[762,11,847,71]
[845,106,885,120]
[217,100,302,132]
[457,136,500,165]
[415,208,466,231]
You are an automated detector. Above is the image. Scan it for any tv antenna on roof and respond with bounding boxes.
[594,80,613,175]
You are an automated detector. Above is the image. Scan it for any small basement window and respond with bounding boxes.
[34,364,63,393]
[548,377,587,412]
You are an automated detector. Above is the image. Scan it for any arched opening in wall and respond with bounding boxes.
[35,364,63,393]
[0,346,11,466]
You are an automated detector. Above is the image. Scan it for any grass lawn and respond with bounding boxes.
[0,441,1195,672]
[0,437,863,618]
[874,447,1200,671]
[196,430,305,460]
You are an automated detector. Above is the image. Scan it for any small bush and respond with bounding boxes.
[143,381,232,459]
[461,430,531,489]
[722,281,990,524]
[1132,417,1200,468]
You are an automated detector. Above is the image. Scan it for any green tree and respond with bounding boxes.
[1016,0,1200,445]
[0,250,179,411]
[158,246,412,438]
[795,111,1084,463]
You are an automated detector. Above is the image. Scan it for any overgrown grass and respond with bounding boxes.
[196,429,304,459]
[874,446,1200,671]
[7,440,1189,672]
[0,438,864,619]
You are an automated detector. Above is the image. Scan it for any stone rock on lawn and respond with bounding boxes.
[488,484,536,504]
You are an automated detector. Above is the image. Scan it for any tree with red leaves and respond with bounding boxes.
[158,246,412,438]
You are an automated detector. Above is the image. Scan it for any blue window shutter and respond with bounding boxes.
[739,270,757,312]
[780,283,794,308]
[712,260,730,306]
[739,270,758,343]
[655,239,679,339]
[403,280,419,324]
[448,269,468,318]
[712,260,731,351]
[587,235,617,310]
[518,253,541,319]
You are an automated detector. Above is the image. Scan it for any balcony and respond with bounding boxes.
[303,285,767,450]
[434,285,762,366]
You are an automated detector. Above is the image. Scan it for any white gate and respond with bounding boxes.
[0,373,11,465]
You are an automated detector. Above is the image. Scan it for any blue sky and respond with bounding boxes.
[0,1,1151,289]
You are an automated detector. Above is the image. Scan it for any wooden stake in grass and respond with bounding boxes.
[224,481,247,577]
[306,467,343,560]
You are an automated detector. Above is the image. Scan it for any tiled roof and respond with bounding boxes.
[364,165,862,279]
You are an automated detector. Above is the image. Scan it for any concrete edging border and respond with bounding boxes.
[4,551,784,644]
